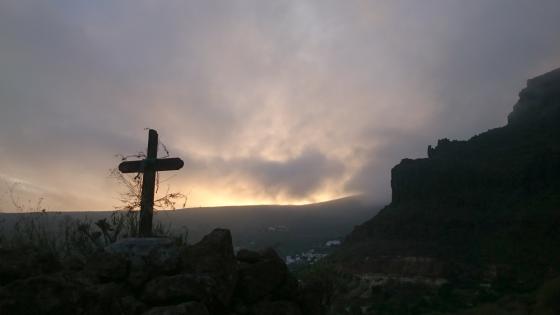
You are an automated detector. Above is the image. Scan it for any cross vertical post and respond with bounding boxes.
[139,129,158,237]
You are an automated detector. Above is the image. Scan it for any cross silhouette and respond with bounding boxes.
[118,129,184,237]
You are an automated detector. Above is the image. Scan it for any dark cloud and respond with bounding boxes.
[427,0,560,138]
[165,148,344,202]
[237,149,344,198]
[0,1,559,210]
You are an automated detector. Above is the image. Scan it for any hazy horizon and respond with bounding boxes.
[0,194,373,213]
[1,1,560,211]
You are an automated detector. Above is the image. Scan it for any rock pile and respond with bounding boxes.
[0,229,319,315]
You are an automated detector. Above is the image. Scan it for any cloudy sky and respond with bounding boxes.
[1,0,559,211]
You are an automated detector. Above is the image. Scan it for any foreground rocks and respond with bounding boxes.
[0,229,320,315]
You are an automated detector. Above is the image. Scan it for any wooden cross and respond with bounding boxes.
[118,129,184,237]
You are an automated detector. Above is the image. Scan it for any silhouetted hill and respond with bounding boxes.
[154,196,380,257]
[334,68,560,285]
[0,196,380,259]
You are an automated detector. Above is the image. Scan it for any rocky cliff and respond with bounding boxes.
[336,68,560,288]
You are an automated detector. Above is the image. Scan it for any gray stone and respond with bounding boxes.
[142,302,209,315]
[84,251,128,282]
[0,247,59,285]
[181,229,236,275]
[141,273,215,304]
[106,238,176,258]
[84,282,129,314]
[106,238,180,273]
[119,295,148,315]
[106,237,180,286]
[253,300,302,315]
[181,229,237,307]
[236,249,261,264]
[236,248,289,302]
[0,274,86,314]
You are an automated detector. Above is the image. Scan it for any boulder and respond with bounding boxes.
[141,273,215,305]
[84,251,128,282]
[106,237,180,273]
[236,248,289,303]
[105,237,180,287]
[142,301,209,315]
[106,238,177,262]
[0,274,86,314]
[61,253,88,271]
[181,228,236,275]
[236,249,261,264]
[253,300,303,315]
[181,228,237,308]
[0,247,59,285]
[0,229,308,315]
[118,295,148,315]
[83,282,130,314]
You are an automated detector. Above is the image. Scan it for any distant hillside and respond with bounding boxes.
[334,68,560,285]
[0,196,381,258]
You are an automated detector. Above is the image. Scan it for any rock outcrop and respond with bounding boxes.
[336,68,560,292]
[508,67,560,126]
[0,229,317,315]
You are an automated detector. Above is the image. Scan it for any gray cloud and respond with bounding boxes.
[0,0,559,210]
[343,0,560,202]
[158,148,344,204]
[235,149,345,198]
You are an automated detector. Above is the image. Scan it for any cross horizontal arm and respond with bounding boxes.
[154,157,185,171]
[118,157,184,173]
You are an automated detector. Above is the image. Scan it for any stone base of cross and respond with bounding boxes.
[118,129,184,237]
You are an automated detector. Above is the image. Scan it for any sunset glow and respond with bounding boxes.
[1,1,559,211]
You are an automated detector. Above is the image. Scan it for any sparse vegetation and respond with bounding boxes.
[0,149,190,260]
[0,209,188,260]
[111,144,187,212]
[109,167,187,212]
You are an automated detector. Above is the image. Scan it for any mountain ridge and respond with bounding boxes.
[0,196,381,259]
[334,68,560,283]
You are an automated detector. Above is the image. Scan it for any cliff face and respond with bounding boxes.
[508,67,560,126]
[338,68,560,280]
[393,67,560,206]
